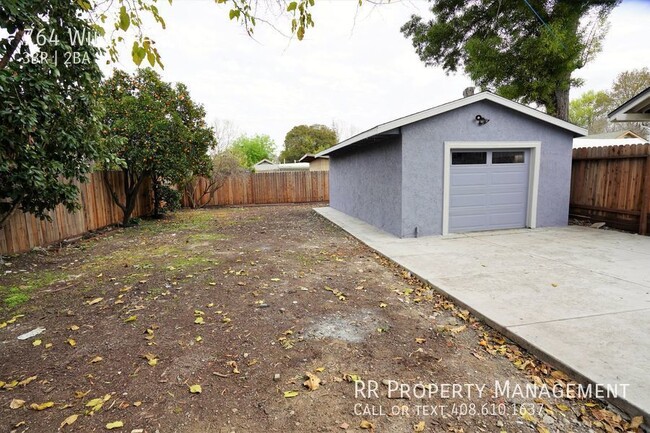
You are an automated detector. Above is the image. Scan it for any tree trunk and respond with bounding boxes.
[151,175,161,217]
[121,173,146,226]
[554,87,570,122]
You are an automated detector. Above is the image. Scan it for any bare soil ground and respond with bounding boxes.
[0,206,642,433]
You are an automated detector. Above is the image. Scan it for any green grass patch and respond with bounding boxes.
[3,287,30,309]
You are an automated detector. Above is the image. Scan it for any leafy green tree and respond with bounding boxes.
[569,68,650,137]
[569,90,611,134]
[231,135,276,168]
[100,69,213,225]
[279,124,338,162]
[609,68,650,107]
[0,0,103,228]
[401,0,620,121]
[608,68,650,138]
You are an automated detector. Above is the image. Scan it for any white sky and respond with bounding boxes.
[102,0,650,153]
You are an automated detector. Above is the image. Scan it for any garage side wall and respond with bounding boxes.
[401,100,575,236]
[329,137,403,237]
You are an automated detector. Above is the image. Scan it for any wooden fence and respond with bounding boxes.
[570,143,650,235]
[0,171,153,255]
[182,171,329,207]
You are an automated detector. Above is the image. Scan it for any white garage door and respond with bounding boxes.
[449,149,530,233]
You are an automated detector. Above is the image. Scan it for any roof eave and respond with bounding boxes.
[317,92,586,157]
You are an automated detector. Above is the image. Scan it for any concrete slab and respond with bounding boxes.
[315,206,650,420]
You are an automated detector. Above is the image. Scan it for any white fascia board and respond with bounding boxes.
[610,113,650,122]
[317,92,586,157]
[608,86,650,120]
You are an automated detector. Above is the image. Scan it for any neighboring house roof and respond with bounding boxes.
[608,86,650,122]
[254,162,310,172]
[299,153,330,163]
[573,138,649,148]
[254,159,274,166]
[317,91,587,157]
[575,130,645,140]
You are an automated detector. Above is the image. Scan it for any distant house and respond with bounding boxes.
[573,130,648,148]
[299,154,330,171]
[253,159,309,172]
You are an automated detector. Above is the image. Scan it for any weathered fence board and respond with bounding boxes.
[570,144,650,235]
[1,171,153,255]
[183,171,329,207]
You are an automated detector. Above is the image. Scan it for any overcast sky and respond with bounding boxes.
[103,0,650,154]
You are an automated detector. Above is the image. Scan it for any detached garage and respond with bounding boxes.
[317,92,586,237]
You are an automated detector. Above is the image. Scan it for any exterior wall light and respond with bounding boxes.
[475,114,490,125]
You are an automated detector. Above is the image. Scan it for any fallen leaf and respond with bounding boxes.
[75,390,90,399]
[86,297,103,305]
[227,361,240,374]
[18,375,37,386]
[106,421,124,429]
[69,325,80,331]
[133,401,142,407]
[630,416,644,429]
[90,356,103,364]
[343,373,362,383]
[556,403,570,411]
[315,367,325,372]
[194,317,204,325]
[195,336,202,342]
[521,407,536,423]
[189,384,202,394]
[414,421,426,432]
[10,399,25,409]
[30,401,54,411]
[303,372,321,391]
[67,338,76,347]
[415,338,426,344]
[45,343,53,349]
[143,353,158,366]
[537,426,550,433]
[124,315,137,323]
[360,420,374,429]
[60,414,79,428]
[283,390,299,398]
[339,422,349,429]
[379,303,387,308]
[33,339,42,346]
[221,317,231,324]
[450,325,467,334]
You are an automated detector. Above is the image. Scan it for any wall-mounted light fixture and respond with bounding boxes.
[475,114,490,126]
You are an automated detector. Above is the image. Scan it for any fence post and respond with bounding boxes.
[640,155,650,236]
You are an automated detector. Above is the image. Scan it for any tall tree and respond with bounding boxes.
[280,124,338,162]
[100,69,213,225]
[569,90,611,134]
[0,0,103,229]
[609,67,650,106]
[231,135,276,168]
[401,0,620,121]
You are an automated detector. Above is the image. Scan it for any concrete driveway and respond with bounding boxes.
[316,207,650,420]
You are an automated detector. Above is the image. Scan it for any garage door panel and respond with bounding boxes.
[489,192,527,206]
[451,194,488,207]
[449,149,529,233]
[451,172,488,186]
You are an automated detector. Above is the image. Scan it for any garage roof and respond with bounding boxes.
[317,91,587,157]
[608,86,650,122]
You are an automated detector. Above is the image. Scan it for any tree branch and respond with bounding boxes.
[0,28,25,70]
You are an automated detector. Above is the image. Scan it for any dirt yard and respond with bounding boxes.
[0,206,641,433]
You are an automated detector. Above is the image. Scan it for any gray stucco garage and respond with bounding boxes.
[317,92,587,237]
